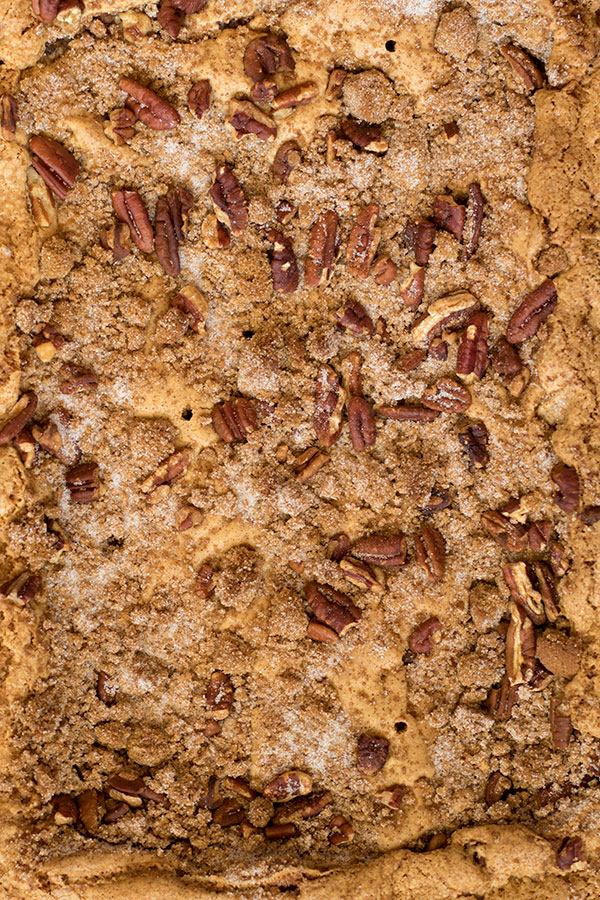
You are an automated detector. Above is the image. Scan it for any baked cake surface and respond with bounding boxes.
[0,1,599,897]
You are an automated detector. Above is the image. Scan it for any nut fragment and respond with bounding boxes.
[502,561,545,624]
[119,77,180,130]
[404,220,436,266]
[96,671,117,706]
[527,519,552,551]
[205,671,234,719]
[580,505,600,526]
[31,0,60,23]
[556,836,584,870]
[408,616,442,653]
[433,195,465,240]
[195,564,214,597]
[112,190,154,253]
[27,168,57,228]
[505,602,535,685]
[484,772,512,806]
[210,164,248,235]
[51,794,78,826]
[0,572,41,606]
[357,734,389,774]
[305,210,339,286]
[421,487,451,516]
[141,449,192,501]
[1,95,17,141]
[106,772,165,805]
[335,299,374,336]
[265,823,297,840]
[211,396,258,443]
[551,463,580,512]
[550,697,572,750]
[328,815,354,845]
[243,33,295,82]
[201,213,230,249]
[263,770,312,803]
[32,324,64,361]
[353,534,406,569]
[372,256,397,285]
[0,392,38,445]
[457,421,488,468]
[421,377,471,413]
[305,581,361,636]
[549,542,569,577]
[293,447,329,483]
[65,462,101,503]
[272,790,333,824]
[251,80,278,104]
[171,0,207,11]
[412,291,479,346]
[532,561,560,621]
[399,264,425,308]
[77,790,104,831]
[486,675,519,721]
[188,80,211,119]
[462,182,484,261]
[306,621,339,644]
[100,221,132,260]
[266,229,299,293]
[325,68,347,100]
[327,533,351,562]
[224,777,257,801]
[314,366,346,447]
[228,99,277,141]
[157,0,184,39]
[346,204,380,278]
[120,10,152,41]
[506,280,557,343]
[29,136,79,199]
[341,118,387,153]
[481,512,527,554]
[171,284,208,332]
[103,802,130,824]
[272,140,302,182]
[491,337,522,376]
[212,798,245,827]
[339,557,382,593]
[500,44,545,91]
[272,82,318,110]
[14,428,35,468]
[376,786,404,809]
[59,363,98,394]
[414,527,446,582]
[456,312,489,378]
[104,107,136,145]
[32,413,80,465]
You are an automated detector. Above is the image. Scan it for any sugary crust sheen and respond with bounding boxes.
[0,1,599,898]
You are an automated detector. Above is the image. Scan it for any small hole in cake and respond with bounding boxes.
[394,721,408,732]
[242,329,255,339]
[181,408,193,420]
[385,39,396,52]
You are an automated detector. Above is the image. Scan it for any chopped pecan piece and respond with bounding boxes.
[111,190,153,253]
[314,366,346,447]
[327,532,351,562]
[536,630,580,679]
[103,802,130,824]
[456,312,489,378]
[66,462,101,503]
[375,403,440,422]
[293,447,329,483]
[372,256,397,285]
[106,772,165,805]
[328,815,354,845]
[500,44,545,91]
[198,775,221,810]
[272,82,318,110]
[481,512,527,554]
[357,734,389,774]
[29,136,79,199]
[266,229,299,293]
[305,581,361,636]
[264,770,312,803]
[335,299,374,335]
[491,337,522,376]
[486,675,519,721]
[484,772,512,806]
[171,0,207,12]
[414,526,446,582]
[532,561,560,621]
[421,487,451,516]
[77,789,105,831]
[32,412,80,465]
[100,221,132,260]
[155,185,194,276]
[211,397,258,443]
[412,291,479,346]
[307,621,339,644]
[201,213,230,249]
[272,140,302,182]
[120,10,152,41]
[212,798,244,827]
[210,164,248,235]
[529,658,553,691]
[556,836,584,870]
[377,786,404,809]
[305,210,339,286]
[96,671,117,706]
[506,280,557,343]
[550,697,572,751]
[0,392,38,445]
[457,421,489,468]
[14,428,35,468]
[157,0,184,39]
[272,791,332,824]
[341,118,387,153]
[401,349,427,372]
[205,671,234,719]
[580,505,600,526]
[251,79,278,104]
[223,777,257,801]
[275,199,296,224]
[421,377,471,413]
[141,448,192,501]
[104,107,137,146]
[31,0,60,23]
[325,68,347,100]
[265,823,297,840]
[0,572,41,607]
[188,80,211,119]
[120,76,180,130]
[27,168,56,228]
[502,561,545,624]
[399,264,425,308]
[228,99,277,141]
[462,182,484,261]
[443,121,459,142]
[527,519,552,551]
[1,95,17,141]
[404,220,436,266]
[549,542,569,577]
[171,284,208,332]
[51,794,78,826]
[339,557,382,593]
[408,616,442,653]
[195,564,214,597]
[551,463,580,512]
[59,363,98,394]
[505,602,535,685]
[353,534,406,569]
[346,204,380,278]
[433,195,465,240]
[243,33,295,82]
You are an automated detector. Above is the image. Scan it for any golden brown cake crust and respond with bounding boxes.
[1,1,599,898]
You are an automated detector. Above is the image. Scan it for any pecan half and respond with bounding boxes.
[27,168,56,228]
[502,561,544,624]
[412,291,479,346]
[329,815,354,845]
[372,256,397,285]
[421,377,471,413]
[1,95,17,141]
[399,264,425,308]
[556,836,584,870]
[228,99,277,141]
[100,221,132,260]
[486,675,518,721]
[551,463,580,512]
[506,280,557,343]
[505,602,535,685]
[409,616,442,653]
[491,337,522,376]
[120,76,180,130]
[414,526,445,582]
[305,581,361,636]
[141,448,192,501]
[111,190,153,253]
[29,136,79,199]
[272,82,318,110]
[357,734,389,774]
[157,0,184,39]
[375,403,440,422]
[266,229,299,293]
[293,447,329,483]
[263,771,312,803]
[243,33,295,82]
[0,572,41,606]
[462,182,484,261]
[325,68,347,100]
[104,107,136,145]
[188,80,211,119]
[272,140,302,182]
[341,118,387,153]
[458,421,488,468]
[456,312,489,378]
[305,211,339,286]
[205,671,234,719]
[59,363,98,394]
[31,0,60,23]
[481,512,527,554]
[484,772,512,806]
[353,534,406,569]
[335,299,374,335]
[210,164,248,235]
[346,204,380,278]
[404,220,436,266]
[272,791,332,824]
[500,44,545,91]
[433,195,465,240]
[155,185,194,276]
[550,697,572,751]
[66,462,101,503]
[96,671,118,706]
[339,557,382,593]
[314,366,346,447]
[51,794,78,826]
[0,391,38,445]
[211,397,258,443]
[347,396,376,450]
[171,284,208,332]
